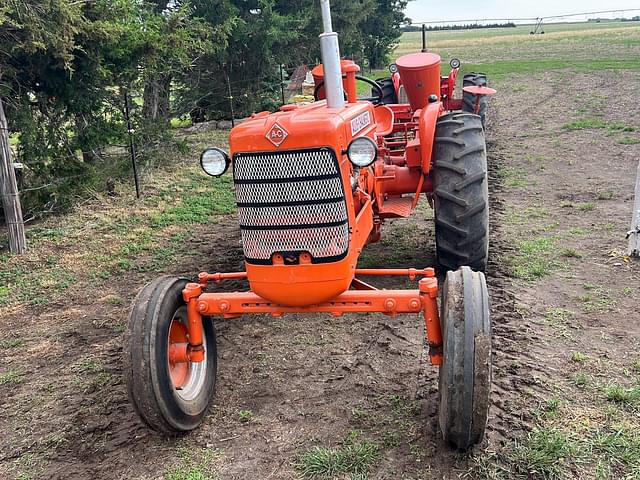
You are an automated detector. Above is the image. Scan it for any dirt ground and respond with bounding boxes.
[1,69,639,479]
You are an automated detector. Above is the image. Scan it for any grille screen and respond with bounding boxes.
[233,148,349,264]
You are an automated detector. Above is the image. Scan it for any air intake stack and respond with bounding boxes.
[319,0,345,109]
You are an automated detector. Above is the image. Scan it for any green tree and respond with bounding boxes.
[361,0,410,69]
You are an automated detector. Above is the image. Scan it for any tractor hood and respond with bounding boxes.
[229,101,377,157]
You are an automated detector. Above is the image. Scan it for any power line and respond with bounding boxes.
[410,8,640,25]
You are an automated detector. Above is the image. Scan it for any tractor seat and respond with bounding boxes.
[374,105,395,137]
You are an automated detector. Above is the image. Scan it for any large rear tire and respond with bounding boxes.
[438,267,492,450]
[462,73,488,128]
[433,112,489,272]
[374,77,399,105]
[125,276,217,434]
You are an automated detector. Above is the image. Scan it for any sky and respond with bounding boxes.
[404,0,640,25]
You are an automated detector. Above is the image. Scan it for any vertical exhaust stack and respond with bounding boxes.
[319,0,345,109]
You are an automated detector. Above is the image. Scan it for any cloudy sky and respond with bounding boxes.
[405,0,640,24]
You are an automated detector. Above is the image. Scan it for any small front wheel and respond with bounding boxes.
[438,267,492,450]
[125,276,217,434]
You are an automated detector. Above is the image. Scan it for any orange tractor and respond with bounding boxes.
[126,0,493,451]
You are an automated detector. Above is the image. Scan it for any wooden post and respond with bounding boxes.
[628,160,640,258]
[0,97,26,253]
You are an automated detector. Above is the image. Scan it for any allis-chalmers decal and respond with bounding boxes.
[350,111,371,136]
[266,122,289,147]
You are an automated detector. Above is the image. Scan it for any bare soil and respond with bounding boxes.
[1,70,639,479]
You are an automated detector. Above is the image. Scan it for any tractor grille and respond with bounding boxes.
[233,148,349,264]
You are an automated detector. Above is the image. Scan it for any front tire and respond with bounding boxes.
[433,112,489,272]
[125,276,217,434]
[438,267,492,450]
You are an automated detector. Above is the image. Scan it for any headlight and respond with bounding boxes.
[200,148,230,177]
[347,137,377,167]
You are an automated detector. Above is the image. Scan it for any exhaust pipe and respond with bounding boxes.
[319,0,345,109]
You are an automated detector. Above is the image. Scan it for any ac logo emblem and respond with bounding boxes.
[266,123,289,147]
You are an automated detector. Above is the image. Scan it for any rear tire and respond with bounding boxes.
[462,73,488,128]
[433,112,489,272]
[125,276,217,434]
[374,77,399,105]
[438,267,492,450]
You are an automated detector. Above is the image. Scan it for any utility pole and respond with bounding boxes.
[628,160,640,258]
[0,97,26,253]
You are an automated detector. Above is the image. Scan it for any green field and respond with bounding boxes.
[395,21,640,79]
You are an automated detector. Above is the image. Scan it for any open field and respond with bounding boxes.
[1,20,640,480]
[399,21,640,78]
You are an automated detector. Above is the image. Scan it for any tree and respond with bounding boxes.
[361,0,409,69]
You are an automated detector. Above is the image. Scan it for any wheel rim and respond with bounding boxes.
[167,306,208,402]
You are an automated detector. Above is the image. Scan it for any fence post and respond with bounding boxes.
[0,97,26,253]
[628,160,640,257]
[123,89,141,199]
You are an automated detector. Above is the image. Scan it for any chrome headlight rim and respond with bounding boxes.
[200,147,231,177]
[347,136,378,168]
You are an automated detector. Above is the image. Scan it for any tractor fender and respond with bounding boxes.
[419,101,442,174]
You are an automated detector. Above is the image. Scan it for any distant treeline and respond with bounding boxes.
[402,22,516,32]
[588,16,640,22]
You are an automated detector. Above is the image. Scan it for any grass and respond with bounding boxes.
[0,337,25,349]
[0,369,23,386]
[470,403,640,479]
[165,446,222,480]
[596,190,614,200]
[72,357,112,391]
[499,167,529,188]
[604,384,640,406]
[573,372,589,387]
[578,287,617,314]
[619,137,640,145]
[577,202,596,212]
[562,119,636,132]
[544,308,574,337]
[560,247,583,259]
[0,148,236,308]
[511,236,557,280]
[296,432,380,479]
[571,352,589,363]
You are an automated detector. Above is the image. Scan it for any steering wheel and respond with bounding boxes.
[314,75,384,105]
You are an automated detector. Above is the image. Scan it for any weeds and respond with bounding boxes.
[0,370,23,386]
[571,352,589,363]
[165,446,222,480]
[573,373,589,387]
[511,237,557,280]
[561,247,583,258]
[563,119,635,132]
[577,202,596,212]
[238,410,253,423]
[297,432,380,479]
[596,190,614,200]
[604,384,640,406]
[0,337,25,349]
